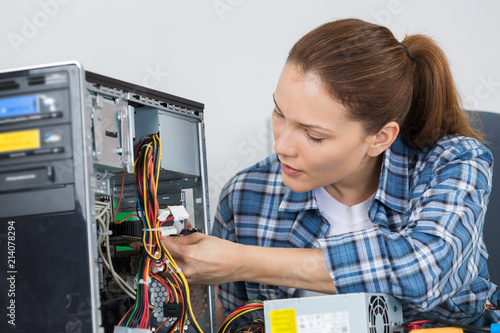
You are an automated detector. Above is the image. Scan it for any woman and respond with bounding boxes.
[163,18,499,326]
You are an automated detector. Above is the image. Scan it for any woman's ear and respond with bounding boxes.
[367,121,400,157]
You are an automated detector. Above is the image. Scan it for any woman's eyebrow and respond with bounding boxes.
[272,94,282,113]
[272,94,334,133]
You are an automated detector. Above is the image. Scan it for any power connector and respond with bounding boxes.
[164,302,183,318]
[159,226,178,237]
[168,205,189,222]
[158,205,189,236]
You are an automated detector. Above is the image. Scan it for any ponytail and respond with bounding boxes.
[401,35,483,147]
[287,19,482,149]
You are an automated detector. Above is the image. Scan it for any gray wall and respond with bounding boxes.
[1,0,499,222]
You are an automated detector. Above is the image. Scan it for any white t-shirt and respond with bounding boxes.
[297,187,375,297]
[316,187,375,237]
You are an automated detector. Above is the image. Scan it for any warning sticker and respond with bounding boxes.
[296,311,350,333]
[269,308,298,333]
[0,129,40,153]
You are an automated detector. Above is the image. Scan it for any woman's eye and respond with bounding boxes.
[305,131,324,144]
[273,108,284,118]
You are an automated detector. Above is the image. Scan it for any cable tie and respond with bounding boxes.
[145,244,156,248]
[143,228,161,231]
[152,264,165,273]
[138,278,150,285]
[158,209,170,221]
[98,231,113,236]
[176,268,181,273]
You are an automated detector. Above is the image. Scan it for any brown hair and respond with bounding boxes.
[287,18,482,148]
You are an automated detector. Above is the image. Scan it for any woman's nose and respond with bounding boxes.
[273,126,297,157]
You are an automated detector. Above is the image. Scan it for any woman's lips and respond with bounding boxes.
[281,163,303,176]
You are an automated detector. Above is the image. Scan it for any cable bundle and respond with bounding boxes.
[116,133,203,333]
[485,296,499,311]
[218,300,264,333]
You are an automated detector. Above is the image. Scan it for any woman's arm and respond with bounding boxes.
[161,233,336,293]
[318,139,494,315]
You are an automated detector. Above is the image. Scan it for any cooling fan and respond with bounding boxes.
[369,295,391,333]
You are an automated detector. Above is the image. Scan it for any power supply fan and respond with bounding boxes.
[368,295,390,333]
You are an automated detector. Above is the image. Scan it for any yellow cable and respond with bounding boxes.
[166,277,179,304]
[160,242,203,333]
[220,308,257,333]
[180,273,204,333]
[142,144,160,260]
[135,134,203,332]
[154,134,161,190]
[153,134,164,259]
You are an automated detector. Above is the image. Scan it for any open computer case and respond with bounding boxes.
[0,61,216,333]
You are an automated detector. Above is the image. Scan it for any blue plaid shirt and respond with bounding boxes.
[212,135,499,325]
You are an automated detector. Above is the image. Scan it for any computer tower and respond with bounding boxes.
[0,62,215,332]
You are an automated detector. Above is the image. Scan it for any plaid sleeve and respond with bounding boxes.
[318,143,493,314]
[211,179,250,317]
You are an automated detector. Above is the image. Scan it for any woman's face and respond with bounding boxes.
[272,63,381,196]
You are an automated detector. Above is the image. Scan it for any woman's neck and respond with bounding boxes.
[323,154,383,206]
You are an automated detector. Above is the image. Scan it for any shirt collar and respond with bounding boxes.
[280,187,328,248]
[279,185,318,212]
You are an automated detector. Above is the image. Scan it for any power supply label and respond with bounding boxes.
[0,129,40,153]
[296,311,350,333]
[269,308,297,333]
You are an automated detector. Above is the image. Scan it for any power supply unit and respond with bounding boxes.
[264,293,404,333]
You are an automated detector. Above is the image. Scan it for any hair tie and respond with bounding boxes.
[400,43,410,57]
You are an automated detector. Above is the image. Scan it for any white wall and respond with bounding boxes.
[1,0,499,223]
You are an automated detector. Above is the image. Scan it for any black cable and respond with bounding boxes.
[232,321,264,333]
[152,134,160,178]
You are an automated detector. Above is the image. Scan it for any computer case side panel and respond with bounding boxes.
[0,62,102,332]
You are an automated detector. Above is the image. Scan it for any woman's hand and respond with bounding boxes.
[161,233,243,285]
[161,233,336,293]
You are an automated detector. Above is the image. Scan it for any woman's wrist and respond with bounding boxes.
[232,244,289,285]
[231,242,250,282]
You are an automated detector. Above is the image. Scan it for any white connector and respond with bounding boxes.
[167,205,189,222]
[157,205,189,235]
[159,226,178,237]
[169,205,188,233]
[151,264,165,273]
[158,209,170,222]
